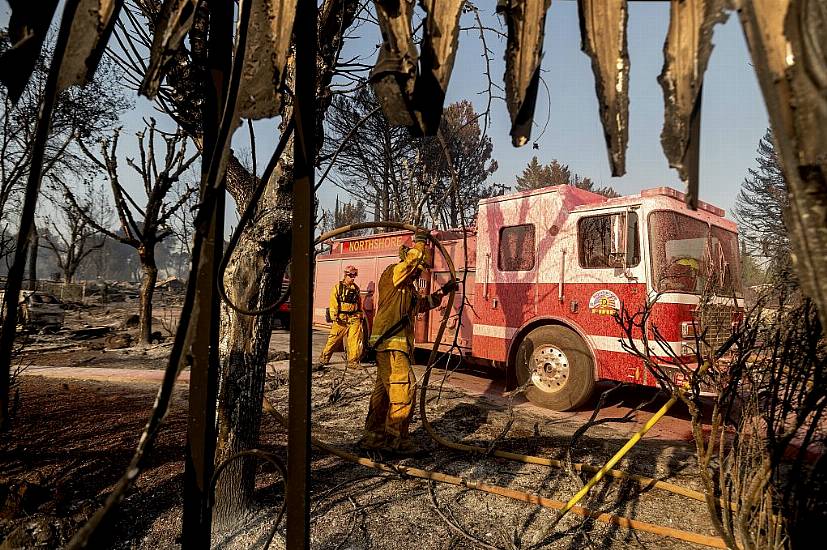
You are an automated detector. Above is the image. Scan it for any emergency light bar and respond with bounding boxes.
[641,187,726,217]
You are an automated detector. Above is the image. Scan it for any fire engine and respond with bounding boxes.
[314,185,743,411]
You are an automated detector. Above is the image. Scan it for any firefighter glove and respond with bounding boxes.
[441,278,461,294]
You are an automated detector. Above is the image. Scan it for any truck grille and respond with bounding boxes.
[696,302,734,356]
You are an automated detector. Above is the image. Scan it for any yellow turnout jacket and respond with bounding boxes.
[329,280,362,320]
[369,243,440,354]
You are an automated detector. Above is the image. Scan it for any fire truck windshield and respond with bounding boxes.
[648,211,742,297]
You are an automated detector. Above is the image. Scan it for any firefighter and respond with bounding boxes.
[358,233,459,455]
[318,265,364,367]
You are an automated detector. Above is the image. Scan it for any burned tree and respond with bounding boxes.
[109,0,362,524]
[167,177,198,279]
[618,287,827,549]
[324,87,417,225]
[40,182,110,283]
[0,34,126,271]
[416,100,502,228]
[213,0,360,521]
[66,120,198,344]
[321,196,368,235]
[325,95,500,228]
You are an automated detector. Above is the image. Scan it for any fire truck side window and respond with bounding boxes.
[498,224,535,271]
[578,213,640,269]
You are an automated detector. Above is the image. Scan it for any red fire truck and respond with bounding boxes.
[314,185,743,411]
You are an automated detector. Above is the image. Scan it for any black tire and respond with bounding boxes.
[515,324,595,411]
[278,315,290,330]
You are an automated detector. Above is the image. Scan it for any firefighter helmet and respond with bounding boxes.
[404,244,432,270]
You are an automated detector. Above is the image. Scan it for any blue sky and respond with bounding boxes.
[431,1,769,216]
[246,1,769,221]
[2,1,770,229]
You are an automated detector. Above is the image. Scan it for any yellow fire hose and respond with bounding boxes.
[419,368,710,502]
[528,394,681,544]
[558,394,680,516]
[554,365,712,515]
[263,399,726,548]
[529,363,716,544]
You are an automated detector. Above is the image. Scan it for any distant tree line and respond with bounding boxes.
[515,156,620,197]
[17,227,192,284]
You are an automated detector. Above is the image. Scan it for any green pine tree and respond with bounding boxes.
[515,158,619,197]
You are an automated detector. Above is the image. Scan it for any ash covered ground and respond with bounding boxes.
[0,302,717,549]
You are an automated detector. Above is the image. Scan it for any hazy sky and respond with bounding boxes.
[2,2,770,228]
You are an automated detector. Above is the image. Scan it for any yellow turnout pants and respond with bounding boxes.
[362,350,416,448]
[319,314,364,366]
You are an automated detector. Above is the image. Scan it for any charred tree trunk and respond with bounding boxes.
[210,0,358,528]
[27,224,38,291]
[213,156,292,527]
[138,248,158,344]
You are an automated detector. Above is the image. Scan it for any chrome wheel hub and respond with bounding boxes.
[529,344,569,393]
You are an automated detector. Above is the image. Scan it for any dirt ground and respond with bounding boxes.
[1,303,722,549]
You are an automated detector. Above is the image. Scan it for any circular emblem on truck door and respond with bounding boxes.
[588,290,620,315]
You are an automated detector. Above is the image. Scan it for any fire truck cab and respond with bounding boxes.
[314,185,742,411]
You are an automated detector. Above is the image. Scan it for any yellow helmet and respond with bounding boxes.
[676,258,699,270]
[405,244,432,270]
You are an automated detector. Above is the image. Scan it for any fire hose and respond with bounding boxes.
[263,399,726,549]
[281,221,727,547]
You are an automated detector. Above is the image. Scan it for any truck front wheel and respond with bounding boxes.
[515,325,595,411]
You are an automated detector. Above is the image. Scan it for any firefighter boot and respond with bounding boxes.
[383,437,426,457]
[356,431,386,452]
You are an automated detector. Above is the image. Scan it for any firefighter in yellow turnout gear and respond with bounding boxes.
[358,234,459,455]
[319,266,364,367]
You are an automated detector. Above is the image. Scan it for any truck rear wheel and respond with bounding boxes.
[278,314,290,330]
[515,325,595,411]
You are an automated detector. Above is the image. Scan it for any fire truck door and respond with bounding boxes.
[427,270,475,350]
